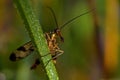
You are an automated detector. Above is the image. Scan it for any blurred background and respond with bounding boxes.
[0,0,120,80]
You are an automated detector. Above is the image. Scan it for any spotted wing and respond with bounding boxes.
[9,41,35,61]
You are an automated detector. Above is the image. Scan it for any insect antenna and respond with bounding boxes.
[47,7,59,28]
[60,8,95,30]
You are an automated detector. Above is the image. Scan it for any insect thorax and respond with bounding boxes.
[44,32,63,56]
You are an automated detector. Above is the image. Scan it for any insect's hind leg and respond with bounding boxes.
[31,50,64,68]
[44,50,64,67]
[41,53,51,57]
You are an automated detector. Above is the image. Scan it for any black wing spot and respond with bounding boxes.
[29,48,34,51]
[35,59,40,65]
[30,59,40,69]
[17,46,26,51]
[9,53,16,61]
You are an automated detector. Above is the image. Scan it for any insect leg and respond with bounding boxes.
[44,50,64,67]
[41,53,51,57]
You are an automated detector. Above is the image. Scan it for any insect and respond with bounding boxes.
[9,7,94,69]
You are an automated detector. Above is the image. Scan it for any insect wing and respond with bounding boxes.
[30,58,40,70]
[9,41,35,61]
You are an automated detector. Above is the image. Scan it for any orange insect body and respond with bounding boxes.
[10,7,94,69]
[45,29,64,63]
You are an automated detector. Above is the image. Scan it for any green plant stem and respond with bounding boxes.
[13,0,59,80]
